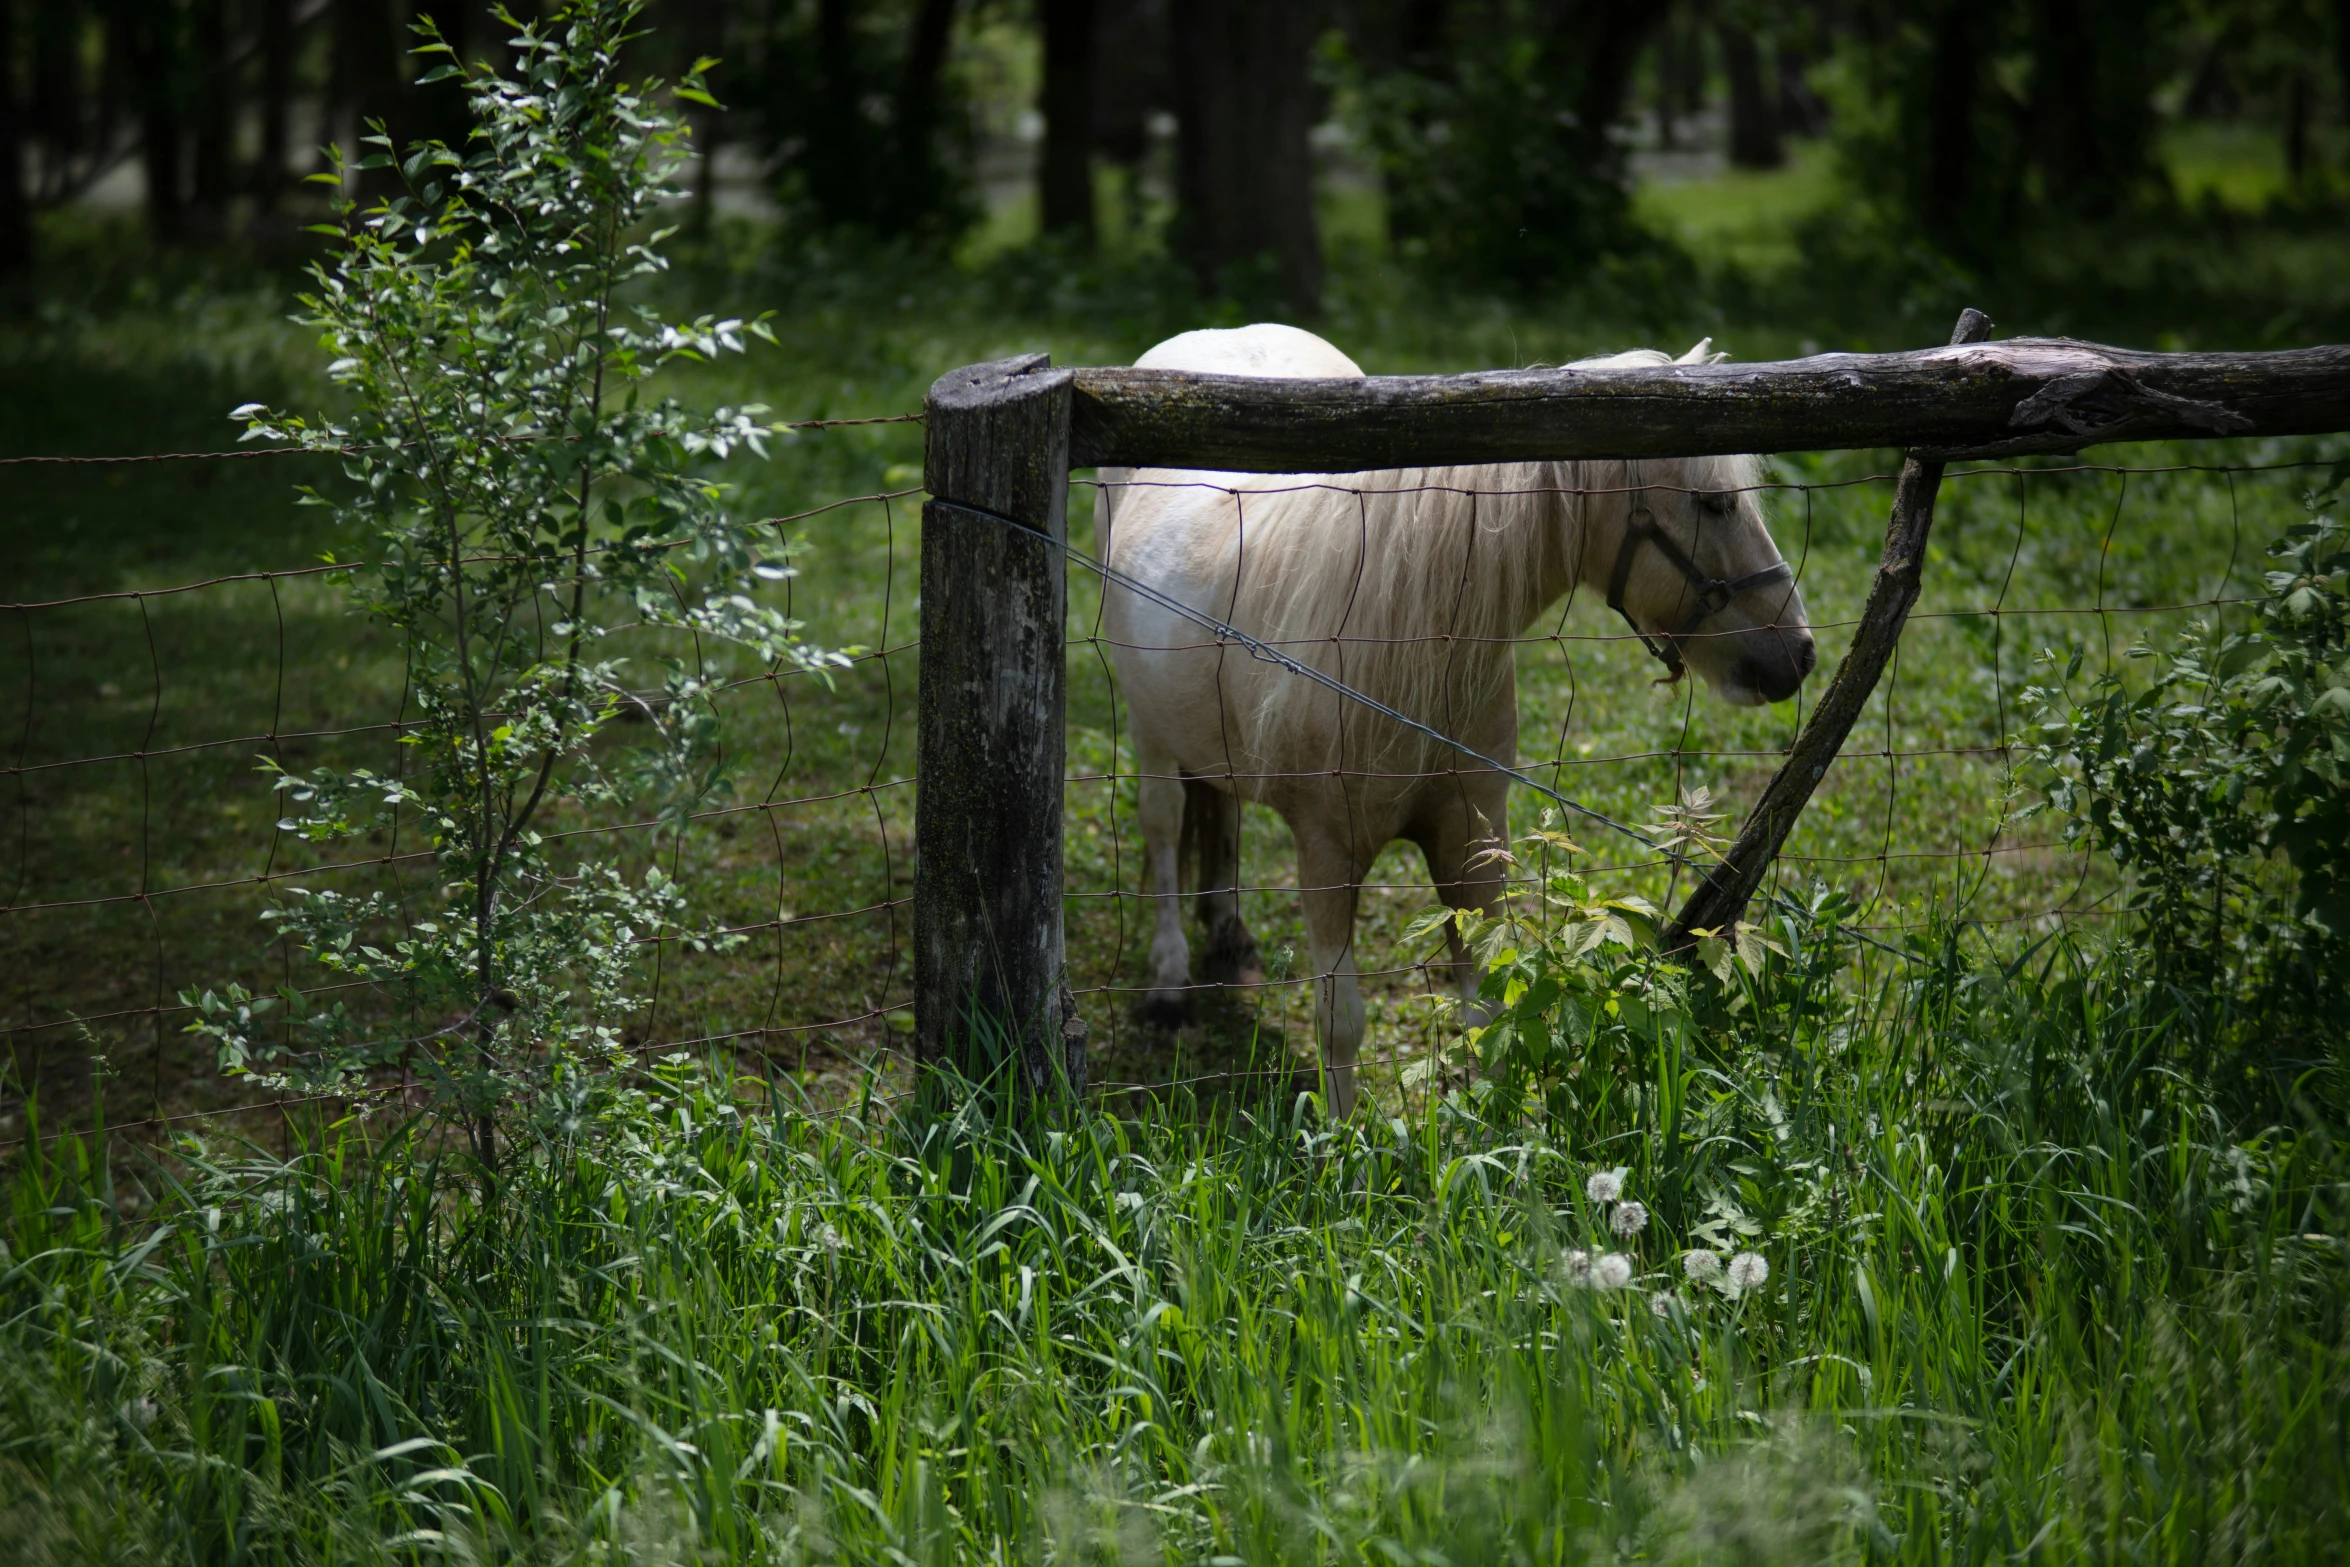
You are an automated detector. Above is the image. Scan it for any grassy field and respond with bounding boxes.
[1,186,2347,1562]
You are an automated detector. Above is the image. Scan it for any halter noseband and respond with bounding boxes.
[1603,467,1794,677]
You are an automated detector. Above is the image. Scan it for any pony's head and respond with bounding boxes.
[1605,452,1816,705]
[1571,347,1816,706]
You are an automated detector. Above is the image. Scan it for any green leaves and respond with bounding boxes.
[1401,812,1696,1102]
[195,2,835,1146]
[2021,514,2350,982]
[1690,920,1784,989]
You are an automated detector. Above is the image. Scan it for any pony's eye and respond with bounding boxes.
[1698,491,1738,517]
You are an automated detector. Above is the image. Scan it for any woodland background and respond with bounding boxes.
[6,0,2350,339]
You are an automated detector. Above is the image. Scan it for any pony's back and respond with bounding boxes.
[1102,327,1748,784]
[1134,323,1365,379]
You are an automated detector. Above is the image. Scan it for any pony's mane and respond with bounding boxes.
[1209,348,1757,772]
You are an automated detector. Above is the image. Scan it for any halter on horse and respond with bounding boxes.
[1604,463,1796,679]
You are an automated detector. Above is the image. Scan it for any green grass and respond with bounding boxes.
[2162,122,2349,214]
[1631,141,1844,276]
[2,919,2345,1564]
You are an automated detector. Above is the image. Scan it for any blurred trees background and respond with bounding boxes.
[3,0,2349,319]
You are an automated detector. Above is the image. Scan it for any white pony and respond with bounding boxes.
[1097,324,1817,1115]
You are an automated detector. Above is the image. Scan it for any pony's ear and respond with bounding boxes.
[1675,338,1713,365]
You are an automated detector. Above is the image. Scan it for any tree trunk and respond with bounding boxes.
[1547,0,1666,189]
[29,0,82,205]
[1922,1,1981,252]
[336,0,404,189]
[806,0,858,220]
[1669,10,1707,128]
[1724,23,1783,169]
[1777,45,1826,138]
[258,0,293,208]
[798,0,964,236]
[191,0,232,234]
[112,0,184,241]
[0,0,29,273]
[1170,0,1324,314]
[1653,10,1704,150]
[888,0,960,230]
[1039,0,1096,239]
[413,0,481,153]
[2028,0,2155,218]
[680,0,725,236]
[2029,0,2102,210]
[2286,70,2309,184]
[1089,0,1170,166]
[2339,0,2350,152]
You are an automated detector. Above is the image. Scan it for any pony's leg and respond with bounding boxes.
[1185,778,1263,987]
[1296,832,1368,1118]
[1419,779,1512,1026]
[1136,749,1194,1027]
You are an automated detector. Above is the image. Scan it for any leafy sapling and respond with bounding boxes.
[2021,513,2349,992]
[186,1,845,1173]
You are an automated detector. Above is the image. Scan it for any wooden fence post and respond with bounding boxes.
[917,353,1086,1098]
[1667,307,1996,947]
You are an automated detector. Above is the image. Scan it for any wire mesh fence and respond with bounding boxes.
[0,432,930,1148]
[2,421,2341,1148]
[1046,451,2332,1095]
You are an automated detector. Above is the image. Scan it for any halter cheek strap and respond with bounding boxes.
[1603,469,1794,676]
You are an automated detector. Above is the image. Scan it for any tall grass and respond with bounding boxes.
[4,918,2344,1564]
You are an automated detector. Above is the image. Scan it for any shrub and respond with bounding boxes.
[2021,512,2350,998]
[1340,2,1670,291]
[184,1,844,1171]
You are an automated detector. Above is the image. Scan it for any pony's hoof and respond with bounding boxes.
[1133,991,1195,1031]
[1199,934,1265,989]
[1201,956,1266,990]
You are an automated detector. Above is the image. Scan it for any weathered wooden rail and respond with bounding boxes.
[1071,337,2350,470]
[919,321,2350,1099]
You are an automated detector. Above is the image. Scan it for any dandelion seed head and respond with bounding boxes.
[1593,1253,1634,1290]
[1682,1248,1723,1281]
[1611,1200,1649,1237]
[817,1224,844,1253]
[1585,1169,1625,1204]
[1727,1251,1769,1292]
[1561,1247,1593,1286]
[1648,1292,1676,1318]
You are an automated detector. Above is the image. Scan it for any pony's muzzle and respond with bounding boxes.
[1730,626,1817,705]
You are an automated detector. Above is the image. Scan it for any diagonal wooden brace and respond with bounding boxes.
[1666,308,1996,949]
